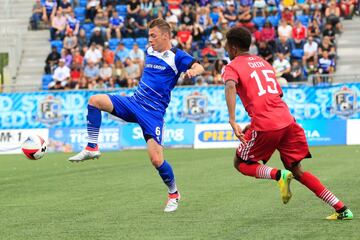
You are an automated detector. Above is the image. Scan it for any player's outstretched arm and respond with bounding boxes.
[184,62,204,79]
[225,80,246,143]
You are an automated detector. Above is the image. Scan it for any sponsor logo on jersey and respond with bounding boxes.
[179,92,212,121]
[37,95,63,125]
[331,87,359,118]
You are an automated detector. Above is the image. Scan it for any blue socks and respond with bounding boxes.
[157,160,177,194]
[87,104,101,149]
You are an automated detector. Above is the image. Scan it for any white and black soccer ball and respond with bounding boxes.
[21,135,47,160]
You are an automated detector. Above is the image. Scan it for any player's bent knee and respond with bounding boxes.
[233,156,242,171]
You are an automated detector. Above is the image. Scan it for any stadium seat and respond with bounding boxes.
[42,75,53,90]
[50,40,63,53]
[291,49,304,60]
[122,38,135,49]
[74,7,86,19]
[116,5,128,16]
[297,15,309,27]
[82,23,95,33]
[267,15,280,27]
[135,37,148,49]
[109,38,120,50]
[253,16,266,29]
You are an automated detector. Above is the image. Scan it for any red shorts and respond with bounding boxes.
[236,122,312,168]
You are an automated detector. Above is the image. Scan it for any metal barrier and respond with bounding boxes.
[307,73,360,85]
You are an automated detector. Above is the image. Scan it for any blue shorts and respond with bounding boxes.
[107,94,164,145]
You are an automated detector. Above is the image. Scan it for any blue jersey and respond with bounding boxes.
[132,47,195,116]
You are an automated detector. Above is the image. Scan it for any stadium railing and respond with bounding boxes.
[307,73,360,86]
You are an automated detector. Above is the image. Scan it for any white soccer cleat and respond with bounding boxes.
[68,149,101,162]
[164,192,181,213]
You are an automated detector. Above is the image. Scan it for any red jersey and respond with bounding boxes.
[222,54,294,131]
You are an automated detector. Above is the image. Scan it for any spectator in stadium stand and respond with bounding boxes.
[201,42,218,59]
[165,10,179,30]
[249,37,259,55]
[258,41,274,64]
[177,25,193,50]
[44,45,61,74]
[275,35,292,60]
[93,78,108,89]
[106,11,124,40]
[180,5,195,28]
[290,60,303,82]
[325,0,343,33]
[224,2,238,27]
[76,77,89,89]
[140,0,153,14]
[66,11,80,35]
[278,19,293,41]
[340,0,357,18]
[296,0,310,15]
[317,50,335,76]
[86,0,101,22]
[237,4,255,32]
[219,19,230,37]
[309,0,322,13]
[50,8,67,40]
[31,0,43,30]
[50,58,70,88]
[103,43,115,66]
[129,43,145,71]
[69,66,81,89]
[318,36,336,60]
[84,42,103,65]
[209,5,222,26]
[312,8,323,26]
[59,0,72,15]
[266,0,278,15]
[214,41,226,59]
[124,58,140,88]
[63,28,78,50]
[282,0,297,10]
[208,26,223,45]
[192,22,205,48]
[134,10,150,38]
[307,18,321,43]
[212,59,227,85]
[292,21,307,47]
[196,6,212,31]
[239,0,253,12]
[122,17,138,38]
[150,0,164,18]
[89,27,105,49]
[114,42,130,63]
[302,36,318,66]
[281,7,295,26]
[42,0,57,25]
[84,61,100,88]
[94,8,109,37]
[127,0,141,19]
[253,0,266,17]
[77,29,88,53]
[322,21,336,43]
[273,52,293,82]
[112,60,128,87]
[260,21,276,49]
[72,49,84,69]
[305,57,318,78]
[99,62,113,85]
[61,48,73,67]
[199,56,214,84]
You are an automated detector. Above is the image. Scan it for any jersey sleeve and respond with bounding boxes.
[175,49,196,73]
[222,64,239,84]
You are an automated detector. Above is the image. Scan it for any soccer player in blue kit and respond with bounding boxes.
[69,18,204,212]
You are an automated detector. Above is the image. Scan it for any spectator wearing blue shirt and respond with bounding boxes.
[134,10,150,38]
[42,0,57,24]
[59,0,72,15]
[115,42,130,62]
[31,0,43,30]
[66,12,80,35]
[318,50,335,75]
[84,61,100,87]
[106,11,124,40]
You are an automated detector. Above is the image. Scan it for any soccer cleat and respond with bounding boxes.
[164,192,181,213]
[277,170,293,204]
[68,148,101,162]
[326,208,354,220]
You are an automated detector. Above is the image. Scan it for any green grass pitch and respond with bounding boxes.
[1,146,359,240]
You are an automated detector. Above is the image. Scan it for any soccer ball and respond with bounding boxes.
[21,135,47,160]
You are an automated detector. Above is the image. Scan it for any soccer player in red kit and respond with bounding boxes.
[223,26,353,220]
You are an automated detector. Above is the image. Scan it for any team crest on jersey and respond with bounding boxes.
[331,87,359,118]
[179,92,212,121]
[37,95,63,125]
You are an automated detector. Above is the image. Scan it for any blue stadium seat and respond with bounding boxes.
[266,15,280,27]
[297,15,309,27]
[82,23,95,33]
[109,38,120,50]
[50,40,63,52]
[253,16,266,29]
[79,0,87,8]
[42,75,53,90]
[122,38,135,49]
[291,49,304,59]
[116,5,128,16]
[135,37,148,49]
[74,7,86,19]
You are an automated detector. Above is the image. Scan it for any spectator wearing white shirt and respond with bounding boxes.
[84,42,103,65]
[302,36,318,66]
[99,62,113,84]
[129,43,145,71]
[273,53,293,82]
[277,19,293,41]
[50,58,70,88]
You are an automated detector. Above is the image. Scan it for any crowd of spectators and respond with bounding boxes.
[31,0,359,90]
